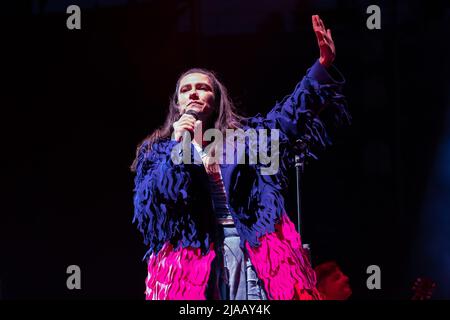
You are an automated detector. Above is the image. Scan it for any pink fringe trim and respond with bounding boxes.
[145,243,216,300]
[246,214,322,300]
[145,214,321,300]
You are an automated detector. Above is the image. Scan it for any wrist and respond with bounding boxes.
[319,57,332,68]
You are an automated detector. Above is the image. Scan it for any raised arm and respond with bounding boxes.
[248,15,350,161]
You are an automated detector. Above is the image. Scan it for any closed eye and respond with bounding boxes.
[197,84,212,91]
[180,85,191,93]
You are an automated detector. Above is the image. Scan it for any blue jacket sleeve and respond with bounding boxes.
[249,60,351,159]
[133,139,216,259]
[132,140,199,256]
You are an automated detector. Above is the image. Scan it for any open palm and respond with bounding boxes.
[312,15,336,67]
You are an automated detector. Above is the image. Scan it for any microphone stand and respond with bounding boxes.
[294,137,313,264]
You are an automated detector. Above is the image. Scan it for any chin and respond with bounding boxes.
[186,107,202,114]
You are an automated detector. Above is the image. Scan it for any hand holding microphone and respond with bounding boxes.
[173,110,201,143]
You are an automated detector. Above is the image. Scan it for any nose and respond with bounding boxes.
[189,91,199,100]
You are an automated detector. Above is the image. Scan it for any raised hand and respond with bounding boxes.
[312,15,336,68]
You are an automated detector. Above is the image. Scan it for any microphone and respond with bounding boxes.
[182,110,199,142]
[185,109,199,120]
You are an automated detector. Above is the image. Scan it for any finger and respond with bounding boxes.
[315,30,328,39]
[316,16,323,32]
[327,30,334,46]
[178,115,195,122]
[315,30,328,46]
[193,120,203,139]
[314,30,323,43]
[314,15,323,32]
[320,29,333,44]
[181,114,197,121]
[180,116,196,123]
[314,28,325,40]
[176,120,194,128]
[175,126,194,141]
[312,15,319,30]
[176,123,195,133]
[319,17,326,30]
[179,124,195,133]
[178,114,197,126]
[318,18,326,33]
[194,120,202,130]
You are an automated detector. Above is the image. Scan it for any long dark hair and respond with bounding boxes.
[131,68,243,171]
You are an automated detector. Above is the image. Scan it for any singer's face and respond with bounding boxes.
[177,73,215,123]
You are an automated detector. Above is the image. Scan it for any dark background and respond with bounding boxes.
[1,0,449,299]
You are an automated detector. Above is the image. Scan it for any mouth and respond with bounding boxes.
[188,101,203,107]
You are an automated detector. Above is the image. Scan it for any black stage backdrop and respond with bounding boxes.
[1,0,449,300]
